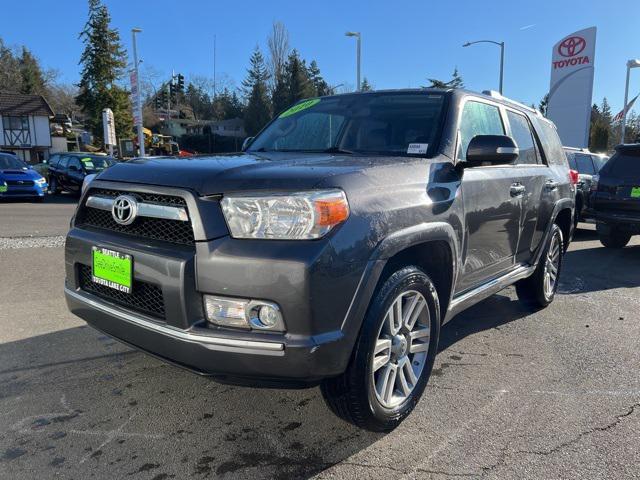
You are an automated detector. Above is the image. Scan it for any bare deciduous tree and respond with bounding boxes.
[267,21,290,90]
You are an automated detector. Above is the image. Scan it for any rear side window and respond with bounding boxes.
[607,153,640,178]
[565,151,577,170]
[458,100,505,160]
[574,153,596,174]
[536,120,566,166]
[49,155,60,167]
[59,156,70,169]
[507,111,539,165]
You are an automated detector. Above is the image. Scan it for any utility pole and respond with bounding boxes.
[131,28,145,157]
[213,34,217,99]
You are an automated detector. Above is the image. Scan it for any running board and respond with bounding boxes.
[445,265,535,323]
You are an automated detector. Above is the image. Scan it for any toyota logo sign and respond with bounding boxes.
[557,36,586,58]
[112,195,138,225]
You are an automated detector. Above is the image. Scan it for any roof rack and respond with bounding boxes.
[482,90,541,116]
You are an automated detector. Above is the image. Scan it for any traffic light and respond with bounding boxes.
[169,83,177,102]
[154,95,162,110]
[159,89,168,109]
[176,74,185,93]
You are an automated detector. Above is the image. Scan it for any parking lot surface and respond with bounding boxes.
[1,198,639,479]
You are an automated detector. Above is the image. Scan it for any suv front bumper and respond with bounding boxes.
[65,220,367,386]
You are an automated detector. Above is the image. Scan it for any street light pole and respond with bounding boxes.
[132,28,145,157]
[621,59,640,144]
[345,32,361,91]
[463,40,505,95]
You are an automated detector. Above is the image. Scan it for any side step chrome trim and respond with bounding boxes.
[86,195,189,222]
[65,287,285,355]
[445,264,535,323]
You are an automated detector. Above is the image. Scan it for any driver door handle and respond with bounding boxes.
[545,180,559,191]
[510,183,526,197]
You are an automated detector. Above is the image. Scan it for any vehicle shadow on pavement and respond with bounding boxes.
[560,242,640,294]
[0,325,382,479]
[570,227,599,242]
[438,293,532,354]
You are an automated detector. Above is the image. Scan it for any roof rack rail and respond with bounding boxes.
[482,90,541,116]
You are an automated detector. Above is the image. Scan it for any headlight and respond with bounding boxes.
[35,177,47,186]
[220,189,349,240]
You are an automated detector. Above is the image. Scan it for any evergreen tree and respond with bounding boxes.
[76,0,132,143]
[284,50,316,107]
[427,68,464,89]
[360,77,373,92]
[242,46,271,135]
[19,47,47,95]
[538,93,549,116]
[0,38,22,93]
[308,60,330,96]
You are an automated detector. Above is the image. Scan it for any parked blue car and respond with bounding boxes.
[0,153,48,201]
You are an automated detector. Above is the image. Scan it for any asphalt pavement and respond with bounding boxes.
[1,197,639,479]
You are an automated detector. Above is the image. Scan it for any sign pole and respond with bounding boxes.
[621,64,631,144]
[132,28,145,157]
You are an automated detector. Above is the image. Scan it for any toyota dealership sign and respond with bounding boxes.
[546,27,597,148]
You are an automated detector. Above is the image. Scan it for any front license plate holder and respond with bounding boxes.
[91,247,133,294]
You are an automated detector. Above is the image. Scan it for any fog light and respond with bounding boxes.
[203,295,285,332]
[203,296,250,329]
[248,302,284,331]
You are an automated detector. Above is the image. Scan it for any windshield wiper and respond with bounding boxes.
[321,146,354,155]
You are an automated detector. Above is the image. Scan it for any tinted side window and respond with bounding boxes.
[507,111,538,165]
[458,101,505,160]
[536,120,566,166]
[59,156,70,169]
[68,157,82,170]
[565,152,577,170]
[49,155,60,167]
[574,154,595,174]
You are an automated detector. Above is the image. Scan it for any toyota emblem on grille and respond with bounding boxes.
[112,195,138,225]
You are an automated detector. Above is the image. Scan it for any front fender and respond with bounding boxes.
[336,222,459,367]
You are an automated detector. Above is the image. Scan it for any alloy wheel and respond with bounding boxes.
[371,290,431,408]
[544,232,561,298]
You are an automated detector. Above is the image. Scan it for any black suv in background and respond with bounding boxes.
[48,152,115,195]
[564,147,608,225]
[589,144,640,248]
[65,89,574,431]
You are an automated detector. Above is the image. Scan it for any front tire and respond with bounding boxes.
[321,266,440,432]
[597,223,631,249]
[516,223,564,308]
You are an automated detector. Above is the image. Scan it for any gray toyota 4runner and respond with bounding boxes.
[65,89,574,431]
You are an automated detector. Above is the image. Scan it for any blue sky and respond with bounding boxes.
[2,0,640,112]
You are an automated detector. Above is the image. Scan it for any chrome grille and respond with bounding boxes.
[75,188,195,246]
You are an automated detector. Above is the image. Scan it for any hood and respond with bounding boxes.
[96,152,399,195]
[0,168,43,181]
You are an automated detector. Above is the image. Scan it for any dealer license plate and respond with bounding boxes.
[92,247,133,294]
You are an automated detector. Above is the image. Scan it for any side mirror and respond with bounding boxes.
[241,137,254,152]
[464,135,519,167]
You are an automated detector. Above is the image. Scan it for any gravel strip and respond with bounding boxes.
[0,236,66,250]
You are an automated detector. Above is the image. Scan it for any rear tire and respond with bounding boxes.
[321,266,440,432]
[516,224,564,308]
[597,223,631,249]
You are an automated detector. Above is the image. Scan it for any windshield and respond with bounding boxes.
[248,93,446,156]
[0,154,27,170]
[80,156,114,173]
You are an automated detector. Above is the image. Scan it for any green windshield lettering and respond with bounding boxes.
[279,98,320,118]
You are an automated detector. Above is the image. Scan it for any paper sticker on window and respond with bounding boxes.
[631,186,640,198]
[0,183,7,193]
[407,143,429,155]
[81,158,95,169]
[279,98,321,118]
